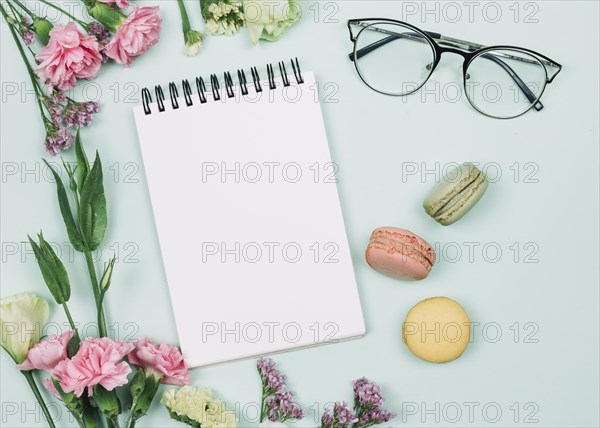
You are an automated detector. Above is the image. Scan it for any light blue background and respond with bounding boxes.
[1,1,599,427]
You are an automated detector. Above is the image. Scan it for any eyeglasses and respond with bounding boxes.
[347,18,562,119]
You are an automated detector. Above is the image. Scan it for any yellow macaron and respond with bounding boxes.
[403,297,471,363]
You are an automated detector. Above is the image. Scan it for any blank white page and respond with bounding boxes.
[133,71,365,367]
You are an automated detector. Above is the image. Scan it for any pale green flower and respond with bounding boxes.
[201,0,245,36]
[177,0,204,56]
[243,0,301,44]
[162,386,237,428]
[1,292,49,364]
[185,30,205,56]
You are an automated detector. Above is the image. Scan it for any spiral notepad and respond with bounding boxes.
[133,59,365,367]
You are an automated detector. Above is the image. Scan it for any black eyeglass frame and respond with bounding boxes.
[347,18,563,119]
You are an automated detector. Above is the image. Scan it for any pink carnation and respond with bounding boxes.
[53,337,134,397]
[97,0,129,9]
[17,331,74,371]
[35,22,102,90]
[43,378,62,400]
[128,337,191,385]
[104,6,162,66]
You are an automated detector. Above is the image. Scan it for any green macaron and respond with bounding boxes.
[423,163,489,225]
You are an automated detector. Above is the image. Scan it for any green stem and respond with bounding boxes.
[259,391,267,423]
[124,413,138,428]
[5,0,22,21]
[36,0,89,27]
[84,251,108,337]
[0,3,49,124]
[9,0,35,20]
[82,397,101,428]
[22,371,57,428]
[62,302,77,330]
[176,0,191,39]
[70,412,85,428]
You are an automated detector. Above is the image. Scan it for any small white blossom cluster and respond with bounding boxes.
[203,1,245,35]
[162,386,237,428]
[185,30,204,56]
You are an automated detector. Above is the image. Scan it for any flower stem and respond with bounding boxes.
[5,0,23,21]
[0,3,48,124]
[36,0,89,27]
[259,391,267,423]
[9,0,35,20]
[21,371,57,428]
[108,416,121,428]
[176,0,191,38]
[84,251,108,337]
[62,302,77,330]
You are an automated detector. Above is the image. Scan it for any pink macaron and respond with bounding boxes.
[365,227,435,281]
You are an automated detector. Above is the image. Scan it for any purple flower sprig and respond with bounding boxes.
[87,21,111,45]
[18,16,36,45]
[44,122,75,155]
[40,89,100,155]
[265,391,305,423]
[352,378,395,428]
[321,402,358,428]
[321,378,395,428]
[257,357,286,395]
[257,358,305,423]
[63,99,101,128]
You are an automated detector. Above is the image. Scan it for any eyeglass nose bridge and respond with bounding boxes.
[426,46,475,79]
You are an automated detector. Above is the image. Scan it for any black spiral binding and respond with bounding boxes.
[168,82,179,109]
[196,77,207,104]
[210,74,220,101]
[266,63,276,90]
[141,58,304,115]
[238,69,248,96]
[182,79,193,106]
[251,67,262,93]
[224,72,235,98]
[155,85,165,112]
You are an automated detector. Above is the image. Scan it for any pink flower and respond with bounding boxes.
[128,337,191,385]
[43,378,62,400]
[104,6,162,66]
[35,23,103,90]
[16,331,74,371]
[53,337,134,397]
[97,0,129,9]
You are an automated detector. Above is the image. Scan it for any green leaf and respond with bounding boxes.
[79,151,107,251]
[129,370,161,421]
[82,398,101,428]
[32,18,53,45]
[88,2,126,32]
[91,385,121,419]
[168,410,202,428]
[28,233,71,304]
[43,159,86,252]
[53,379,83,414]
[75,131,90,193]
[67,330,81,358]
[130,369,146,400]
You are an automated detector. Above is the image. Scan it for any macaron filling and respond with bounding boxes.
[430,171,485,219]
[369,229,435,270]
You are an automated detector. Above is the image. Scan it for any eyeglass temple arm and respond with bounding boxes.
[348,32,543,111]
[477,52,542,111]
[348,22,561,71]
[347,31,437,61]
